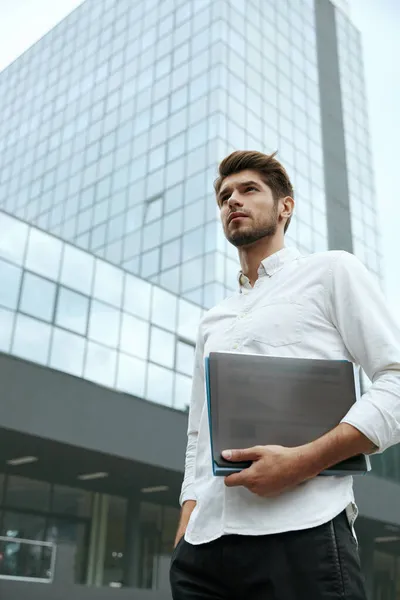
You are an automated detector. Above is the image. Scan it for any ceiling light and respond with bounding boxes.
[385,524,400,532]
[375,536,400,543]
[78,472,109,481]
[141,485,169,494]
[7,456,38,466]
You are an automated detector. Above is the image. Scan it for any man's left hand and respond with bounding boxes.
[223,445,313,497]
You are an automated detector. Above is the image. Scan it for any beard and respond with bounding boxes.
[226,213,279,248]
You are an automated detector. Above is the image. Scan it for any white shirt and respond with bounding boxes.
[180,248,400,545]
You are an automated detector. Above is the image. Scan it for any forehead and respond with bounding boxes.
[219,169,266,193]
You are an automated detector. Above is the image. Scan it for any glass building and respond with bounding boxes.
[0,0,398,599]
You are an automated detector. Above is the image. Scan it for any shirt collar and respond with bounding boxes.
[238,247,302,289]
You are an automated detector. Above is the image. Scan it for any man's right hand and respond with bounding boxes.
[174,500,196,548]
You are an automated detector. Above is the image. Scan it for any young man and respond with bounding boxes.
[170,150,400,599]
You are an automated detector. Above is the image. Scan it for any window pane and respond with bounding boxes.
[19,272,56,322]
[174,373,191,411]
[50,328,85,377]
[5,476,51,511]
[116,353,146,397]
[123,274,152,320]
[12,314,51,365]
[149,326,175,368]
[176,340,195,375]
[88,300,120,347]
[25,228,62,279]
[151,287,177,332]
[1,510,47,546]
[0,259,22,310]
[52,485,92,517]
[120,313,149,359]
[93,259,124,307]
[84,340,117,387]
[60,243,95,295]
[55,287,89,335]
[0,307,14,352]
[177,299,202,342]
[146,363,173,406]
[0,213,29,265]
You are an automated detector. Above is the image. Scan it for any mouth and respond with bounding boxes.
[228,212,248,224]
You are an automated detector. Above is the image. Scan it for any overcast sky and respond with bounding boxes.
[0,0,398,317]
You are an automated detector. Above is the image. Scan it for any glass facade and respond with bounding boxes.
[336,10,382,283]
[0,0,330,309]
[0,473,179,589]
[0,210,201,412]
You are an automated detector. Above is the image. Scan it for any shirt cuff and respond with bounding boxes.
[179,482,197,507]
[340,400,393,454]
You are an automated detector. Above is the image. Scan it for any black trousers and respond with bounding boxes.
[170,511,367,599]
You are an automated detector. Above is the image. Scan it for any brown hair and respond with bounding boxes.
[214,150,294,233]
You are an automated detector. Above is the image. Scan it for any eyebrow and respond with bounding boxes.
[218,180,261,201]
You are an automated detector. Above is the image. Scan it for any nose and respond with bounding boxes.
[227,190,243,209]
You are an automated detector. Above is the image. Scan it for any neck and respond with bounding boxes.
[238,233,285,286]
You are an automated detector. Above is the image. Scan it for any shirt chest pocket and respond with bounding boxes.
[249,300,303,347]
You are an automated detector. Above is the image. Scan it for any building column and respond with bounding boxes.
[86,493,109,586]
[314,0,354,252]
[123,494,141,587]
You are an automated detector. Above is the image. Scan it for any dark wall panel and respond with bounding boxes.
[0,353,187,473]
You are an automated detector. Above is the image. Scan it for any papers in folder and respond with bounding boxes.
[205,352,370,476]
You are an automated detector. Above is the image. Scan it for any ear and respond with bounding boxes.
[279,196,295,222]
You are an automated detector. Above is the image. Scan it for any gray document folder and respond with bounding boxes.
[205,352,370,476]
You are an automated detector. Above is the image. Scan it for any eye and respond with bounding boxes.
[245,186,258,193]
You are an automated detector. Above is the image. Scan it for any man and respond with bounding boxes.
[170,150,400,599]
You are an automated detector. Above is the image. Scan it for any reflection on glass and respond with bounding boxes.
[25,228,63,280]
[177,299,202,342]
[84,340,117,388]
[55,287,89,335]
[176,341,195,376]
[45,517,88,584]
[161,239,181,270]
[182,228,204,261]
[0,213,29,265]
[181,257,203,292]
[93,259,124,308]
[0,259,22,310]
[88,300,120,347]
[146,363,174,406]
[116,353,146,397]
[52,485,92,517]
[120,313,149,359]
[12,314,51,365]
[0,517,53,582]
[60,243,95,295]
[123,274,152,320]
[151,287,177,332]
[149,327,175,368]
[50,328,85,377]
[19,272,56,322]
[141,248,160,278]
[174,373,192,411]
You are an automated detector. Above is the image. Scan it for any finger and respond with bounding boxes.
[222,446,262,462]
[224,470,249,488]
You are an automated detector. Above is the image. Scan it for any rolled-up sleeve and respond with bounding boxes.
[326,251,400,453]
[179,323,205,506]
